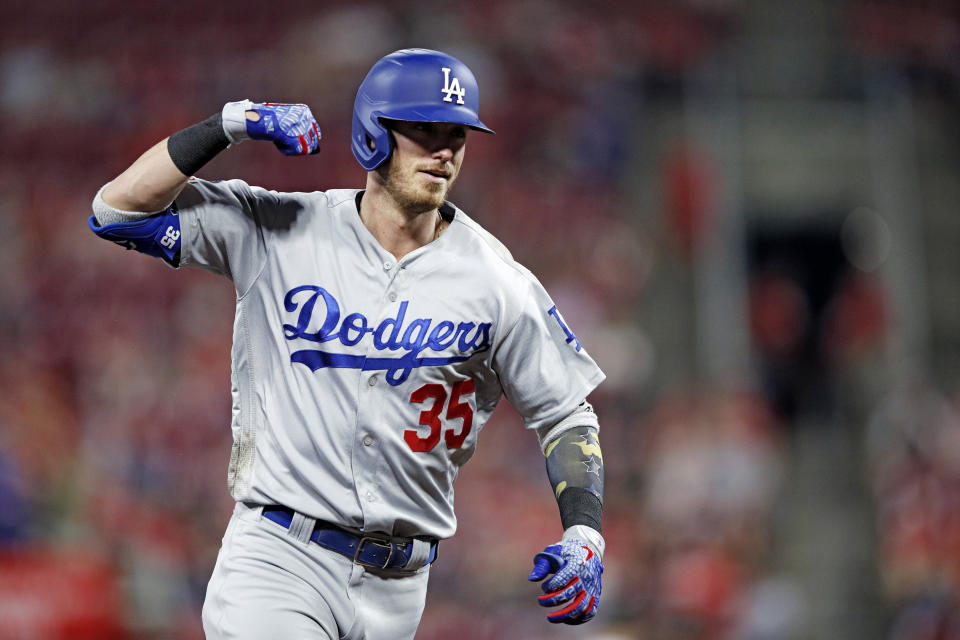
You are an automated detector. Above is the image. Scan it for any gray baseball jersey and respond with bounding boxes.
[174,177,605,540]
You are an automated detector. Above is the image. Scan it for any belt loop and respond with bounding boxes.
[403,539,432,570]
[240,501,264,519]
[300,515,317,544]
[288,511,315,545]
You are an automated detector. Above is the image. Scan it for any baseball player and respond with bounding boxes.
[89,48,606,638]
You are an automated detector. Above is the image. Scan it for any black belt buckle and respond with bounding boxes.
[354,535,395,569]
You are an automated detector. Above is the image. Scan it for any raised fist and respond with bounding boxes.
[222,100,321,156]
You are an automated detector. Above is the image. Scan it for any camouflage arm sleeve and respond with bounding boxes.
[544,425,604,532]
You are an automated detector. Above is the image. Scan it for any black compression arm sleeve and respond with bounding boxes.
[558,487,603,532]
[167,113,230,176]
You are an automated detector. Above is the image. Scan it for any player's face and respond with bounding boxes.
[376,121,467,214]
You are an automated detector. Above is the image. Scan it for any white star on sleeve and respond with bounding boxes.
[581,457,602,477]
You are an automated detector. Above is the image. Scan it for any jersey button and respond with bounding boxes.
[362,435,374,446]
[368,375,378,386]
[365,491,376,502]
[388,292,397,302]
[383,261,393,270]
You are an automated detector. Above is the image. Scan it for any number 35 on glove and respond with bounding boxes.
[528,537,604,624]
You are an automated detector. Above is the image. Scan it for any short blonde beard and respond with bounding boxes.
[375,156,453,215]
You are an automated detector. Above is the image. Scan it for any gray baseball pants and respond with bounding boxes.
[202,502,430,639]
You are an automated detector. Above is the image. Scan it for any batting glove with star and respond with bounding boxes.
[221,100,321,155]
[528,525,605,625]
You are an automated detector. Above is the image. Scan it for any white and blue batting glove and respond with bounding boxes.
[221,100,321,155]
[528,525,605,625]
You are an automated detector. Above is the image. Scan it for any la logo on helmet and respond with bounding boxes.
[441,67,466,105]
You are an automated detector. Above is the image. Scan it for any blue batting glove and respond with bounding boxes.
[222,100,321,156]
[528,538,604,624]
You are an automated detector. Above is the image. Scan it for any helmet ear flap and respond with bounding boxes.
[351,110,392,171]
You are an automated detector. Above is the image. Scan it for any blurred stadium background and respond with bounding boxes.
[2,0,959,638]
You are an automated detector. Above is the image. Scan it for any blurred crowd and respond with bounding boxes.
[866,380,960,640]
[1,1,959,638]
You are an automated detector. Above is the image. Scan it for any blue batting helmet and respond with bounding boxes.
[351,48,495,171]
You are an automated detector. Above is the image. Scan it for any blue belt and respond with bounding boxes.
[261,506,439,571]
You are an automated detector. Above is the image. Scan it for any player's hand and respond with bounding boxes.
[222,100,321,155]
[528,537,604,625]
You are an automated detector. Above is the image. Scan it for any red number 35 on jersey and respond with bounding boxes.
[405,380,475,452]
